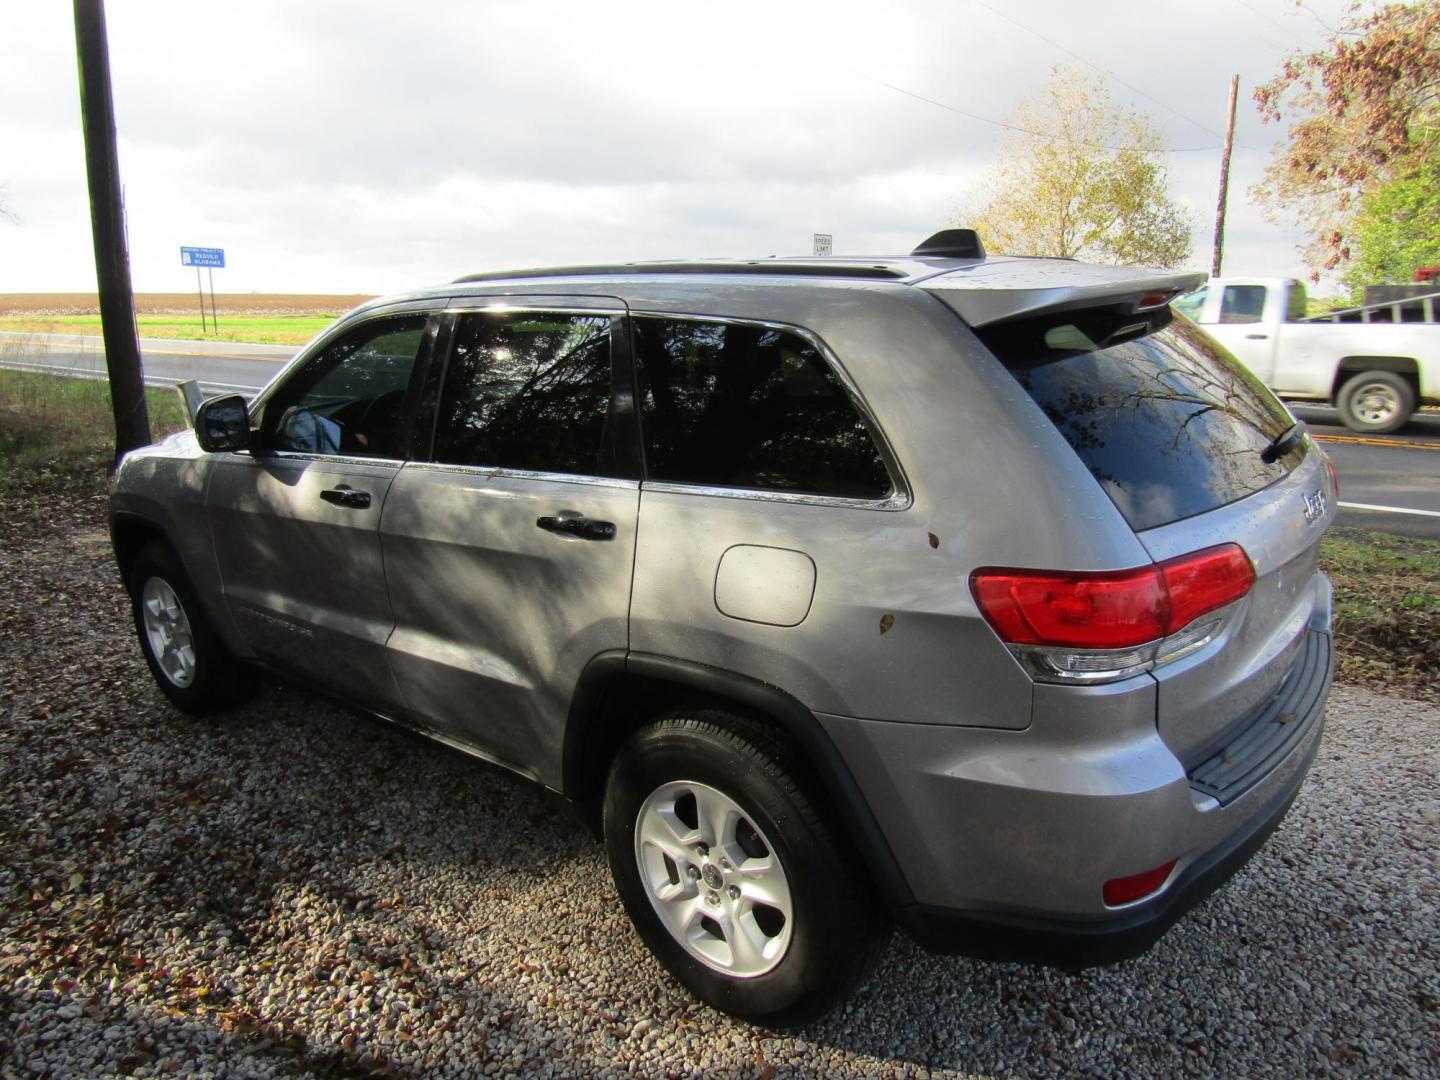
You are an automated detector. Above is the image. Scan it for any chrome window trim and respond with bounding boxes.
[400,460,639,490]
[445,297,627,317]
[625,309,912,510]
[641,480,908,511]
[244,450,407,469]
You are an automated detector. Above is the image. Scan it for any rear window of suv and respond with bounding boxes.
[974,308,1305,531]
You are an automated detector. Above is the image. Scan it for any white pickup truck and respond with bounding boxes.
[1175,277,1440,433]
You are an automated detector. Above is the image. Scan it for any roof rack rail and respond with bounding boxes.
[453,261,909,284]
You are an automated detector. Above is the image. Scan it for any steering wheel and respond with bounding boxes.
[356,389,407,454]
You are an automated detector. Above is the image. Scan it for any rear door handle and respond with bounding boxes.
[536,515,616,541]
[320,485,372,509]
[1245,333,1269,340]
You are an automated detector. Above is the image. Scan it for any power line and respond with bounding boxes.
[1229,0,1326,51]
[968,0,1228,141]
[851,69,1221,153]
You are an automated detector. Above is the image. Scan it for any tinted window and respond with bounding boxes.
[632,317,891,500]
[1285,281,1309,322]
[977,309,1304,531]
[1172,286,1206,319]
[433,311,618,476]
[262,315,427,458]
[1219,285,1267,324]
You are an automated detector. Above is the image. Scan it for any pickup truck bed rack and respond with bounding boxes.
[1302,291,1440,325]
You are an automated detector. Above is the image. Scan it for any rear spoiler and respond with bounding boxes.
[920,261,1206,328]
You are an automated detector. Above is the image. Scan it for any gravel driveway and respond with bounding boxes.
[1,485,1436,1079]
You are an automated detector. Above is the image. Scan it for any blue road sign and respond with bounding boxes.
[180,246,225,268]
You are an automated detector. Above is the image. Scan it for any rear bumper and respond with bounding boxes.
[817,590,1333,968]
[895,706,1323,966]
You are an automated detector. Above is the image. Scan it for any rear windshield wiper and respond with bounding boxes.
[1261,420,1306,464]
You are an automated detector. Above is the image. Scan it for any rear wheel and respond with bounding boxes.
[603,711,889,1026]
[1336,370,1414,434]
[128,542,252,714]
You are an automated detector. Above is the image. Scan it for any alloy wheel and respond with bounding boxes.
[633,780,793,978]
[141,577,197,688]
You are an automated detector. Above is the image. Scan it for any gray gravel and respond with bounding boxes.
[1,486,1437,1079]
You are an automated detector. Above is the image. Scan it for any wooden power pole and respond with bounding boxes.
[1211,74,1240,278]
[74,0,151,465]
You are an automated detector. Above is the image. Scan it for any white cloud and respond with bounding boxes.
[0,0,1353,295]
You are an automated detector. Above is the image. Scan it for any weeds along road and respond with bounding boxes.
[3,331,1437,539]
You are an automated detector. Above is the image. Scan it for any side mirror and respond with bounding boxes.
[196,394,251,453]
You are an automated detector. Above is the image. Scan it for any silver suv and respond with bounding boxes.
[111,231,1335,1025]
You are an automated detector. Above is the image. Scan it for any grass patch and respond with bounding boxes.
[1320,527,1440,700]
[0,369,187,494]
[0,314,333,346]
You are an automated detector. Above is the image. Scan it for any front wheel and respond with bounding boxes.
[1336,370,1415,434]
[603,712,889,1026]
[128,542,253,715]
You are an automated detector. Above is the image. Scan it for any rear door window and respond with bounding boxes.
[631,316,892,500]
[431,310,625,477]
[975,309,1305,531]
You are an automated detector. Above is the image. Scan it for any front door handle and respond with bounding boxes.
[320,485,372,509]
[1245,333,1269,340]
[536,514,616,541]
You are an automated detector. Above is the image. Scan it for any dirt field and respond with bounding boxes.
[0,293,375,317]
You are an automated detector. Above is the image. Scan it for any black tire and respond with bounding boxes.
[127,542,253,715]
[603,711,890,1026]
[1336,370,1415,434]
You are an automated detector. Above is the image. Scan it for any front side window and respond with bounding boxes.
[261,315,428,458]
[1219,285,1267,324]
[432,311,619,477]
[631,317,891,500]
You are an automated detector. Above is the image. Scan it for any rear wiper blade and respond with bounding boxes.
[1261,421,1306,464]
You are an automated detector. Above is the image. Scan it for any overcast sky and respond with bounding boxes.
[1,0,1354,297]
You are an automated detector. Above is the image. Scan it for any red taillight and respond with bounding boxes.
[1137,290,1178,309]
[1103,859,1178,906]
[1161,545,1257,631]
[1324,454,1339,498]
[970,544,1255,650]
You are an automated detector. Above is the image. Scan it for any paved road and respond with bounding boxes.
[3,333,1436,539]
[1290,404,1440,539]
[0,330,293,398]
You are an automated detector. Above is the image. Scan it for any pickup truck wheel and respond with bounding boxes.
[128,542,253,715]
[603,712,889,1026]
[1337,371,1415,434]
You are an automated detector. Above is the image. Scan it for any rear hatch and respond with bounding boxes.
[933,273,1335,762]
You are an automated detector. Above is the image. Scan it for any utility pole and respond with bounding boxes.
[74,0,151,465]
[1211,74,1239,279]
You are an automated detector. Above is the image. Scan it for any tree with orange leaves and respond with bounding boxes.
[1253,1,1440,278]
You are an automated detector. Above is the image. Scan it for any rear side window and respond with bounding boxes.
[631,317,892,500]
[432,311,621,477]
[1285,281,1309,322]
[976,309,1304,531]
